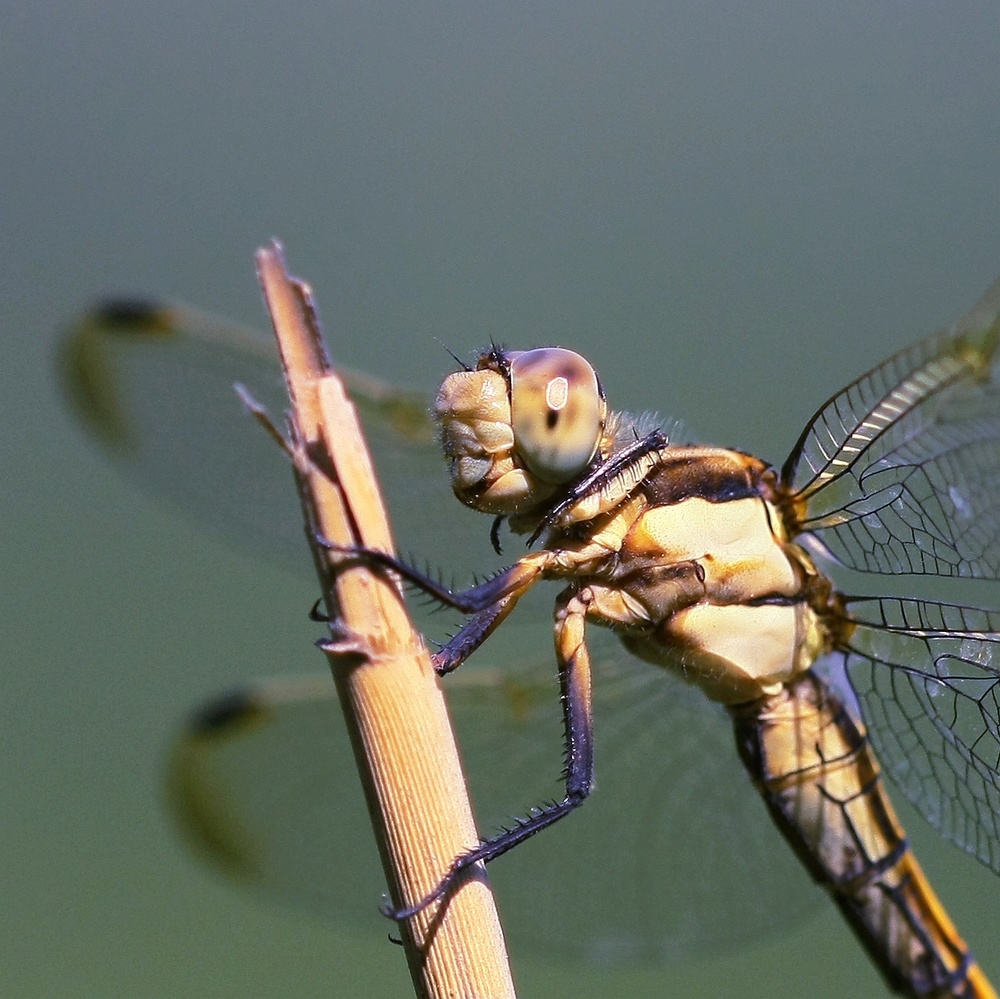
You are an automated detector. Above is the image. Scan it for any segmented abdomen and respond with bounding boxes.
[729,671,995,999]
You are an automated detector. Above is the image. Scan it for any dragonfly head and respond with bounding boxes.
[435,346,608,517]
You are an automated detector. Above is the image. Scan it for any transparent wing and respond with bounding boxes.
[57,298,495,578]
[839,596,1000,872]
[169,637,822,966]
[64,298,821,961]
[782,274,1000,577]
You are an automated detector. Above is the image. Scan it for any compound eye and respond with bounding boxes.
[508,348,603,484]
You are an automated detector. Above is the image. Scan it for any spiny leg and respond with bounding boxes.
[384,587,597,921]
[433,595,520,675]
[319,536,551,672]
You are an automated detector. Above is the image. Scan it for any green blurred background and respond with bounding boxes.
[5,2,1000,996]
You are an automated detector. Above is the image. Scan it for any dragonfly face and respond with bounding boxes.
[60,276,1000,993]
[435,345,606,514]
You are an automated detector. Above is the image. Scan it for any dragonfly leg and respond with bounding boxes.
[384,587,596,921]
[432,594,520,675]
[318,536,551,615]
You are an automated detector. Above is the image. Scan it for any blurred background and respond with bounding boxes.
[5,2,1000,996]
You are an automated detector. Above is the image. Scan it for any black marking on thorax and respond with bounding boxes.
[641,448,767,507]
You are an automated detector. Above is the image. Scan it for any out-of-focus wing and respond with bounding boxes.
[838,596,1000,872]
[169,634,821,965]
[63,297,821,963]
[57,298,494,577]
[782,274,1000,578]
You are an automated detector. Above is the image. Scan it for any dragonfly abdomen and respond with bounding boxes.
[730,670,995,999]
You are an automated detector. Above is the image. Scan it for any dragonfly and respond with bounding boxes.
[59,274,1000,997]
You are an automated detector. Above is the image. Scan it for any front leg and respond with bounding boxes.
[322,537,553,671]
[433,594,520,674]
[386,586,597,920]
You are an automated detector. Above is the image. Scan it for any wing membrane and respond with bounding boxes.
[840,596,1000,871]
[169,644,821,964]
[57,299,498,578]
[79,300,819,959]
[783,276,1000,577]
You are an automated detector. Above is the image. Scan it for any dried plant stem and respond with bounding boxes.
[256,242,515,999]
